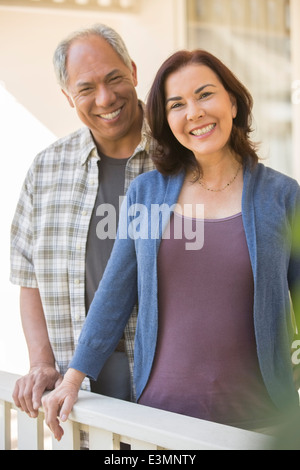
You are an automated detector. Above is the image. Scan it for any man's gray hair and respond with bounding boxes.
[53,23,133,90]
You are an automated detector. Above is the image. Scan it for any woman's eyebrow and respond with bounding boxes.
[165,95,182,105]
[194,83,216,94]
[166,84,216,105]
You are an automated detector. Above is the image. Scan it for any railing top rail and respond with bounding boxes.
[0,370,274,450]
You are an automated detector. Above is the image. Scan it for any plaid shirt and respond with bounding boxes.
[10,111,156,395]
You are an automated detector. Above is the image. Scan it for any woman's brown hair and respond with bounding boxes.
[146,50,259,176]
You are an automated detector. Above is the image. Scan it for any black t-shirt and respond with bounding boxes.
[85,153,129,311]
[85,154,131,400]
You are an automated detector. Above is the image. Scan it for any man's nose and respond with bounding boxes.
[95,85,116,108]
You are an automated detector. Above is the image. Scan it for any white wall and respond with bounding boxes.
[0,85,56,375]
[290,0,300,181]
[0,1,183,138]
[0,0,185,375]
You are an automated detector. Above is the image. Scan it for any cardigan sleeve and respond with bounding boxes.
[69,188,138,381]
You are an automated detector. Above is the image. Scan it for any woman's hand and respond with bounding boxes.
[42,369,86,441]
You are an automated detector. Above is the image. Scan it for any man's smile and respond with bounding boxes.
[98,107,122,121]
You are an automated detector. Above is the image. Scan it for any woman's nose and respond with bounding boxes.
[186,101,205,121]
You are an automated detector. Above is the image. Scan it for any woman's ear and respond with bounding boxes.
[230,95,237,119]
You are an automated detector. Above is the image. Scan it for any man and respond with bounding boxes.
[10,24,156,418]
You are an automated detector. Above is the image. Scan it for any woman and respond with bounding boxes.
[43,50,300,441]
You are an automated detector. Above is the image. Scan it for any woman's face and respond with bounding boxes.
[165,64,237,162]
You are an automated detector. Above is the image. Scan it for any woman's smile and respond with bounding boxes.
[189,123,216,137]
[165,64,237,161]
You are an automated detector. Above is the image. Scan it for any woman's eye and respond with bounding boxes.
[171,102,183,109]
[199,92,212,99]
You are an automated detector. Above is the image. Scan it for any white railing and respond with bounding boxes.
[0,371,274,450]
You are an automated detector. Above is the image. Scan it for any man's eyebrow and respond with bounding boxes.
[76,81,93,89]
[75,69,123,88]
[105,69,123,79]
[165,84,216,104]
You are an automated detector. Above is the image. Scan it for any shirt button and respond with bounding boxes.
[75,279,80,285]
[81,210,87,216]
[75,314,80,321]
[82,383,87,390]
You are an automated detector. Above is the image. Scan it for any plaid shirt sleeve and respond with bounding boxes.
[10,165,38,288]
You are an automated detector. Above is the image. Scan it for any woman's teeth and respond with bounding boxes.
[191,124,216,136]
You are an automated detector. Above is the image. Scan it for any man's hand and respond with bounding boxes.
[42,368,85,441]
[14,287,61,417]
[13,364,62,418]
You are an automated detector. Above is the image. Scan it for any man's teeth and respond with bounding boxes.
[191,124,216,136]
[100,108,121,120]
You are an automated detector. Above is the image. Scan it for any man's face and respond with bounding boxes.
[63,35,139,150]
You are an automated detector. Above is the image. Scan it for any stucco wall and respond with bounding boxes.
[0,1,185,138]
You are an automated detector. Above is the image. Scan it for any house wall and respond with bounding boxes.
[0,0,185,138]
[291,0,300,180]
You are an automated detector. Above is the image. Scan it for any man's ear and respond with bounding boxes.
[131,61,138,87]
[61,89,75,108]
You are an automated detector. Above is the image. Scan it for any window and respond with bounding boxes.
[186,0,292,176]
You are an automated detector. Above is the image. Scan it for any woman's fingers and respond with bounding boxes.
[42,383,79,441]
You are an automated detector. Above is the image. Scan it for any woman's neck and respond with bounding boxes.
[190,151,242,190]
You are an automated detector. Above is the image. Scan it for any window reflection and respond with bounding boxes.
[186,0,292,176]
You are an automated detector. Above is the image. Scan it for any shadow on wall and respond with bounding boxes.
[0,83,56,375]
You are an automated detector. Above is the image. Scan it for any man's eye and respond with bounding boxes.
[110,76,122,83]
[79,88,92,94]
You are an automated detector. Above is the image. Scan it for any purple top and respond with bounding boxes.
[139,212,278,430]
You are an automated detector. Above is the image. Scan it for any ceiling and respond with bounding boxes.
[0,0,140,12]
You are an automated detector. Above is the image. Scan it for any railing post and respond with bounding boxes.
[89,427,118,450]
[51,420,80,450]
[17,410,44,450]
[0,400,11,450]
[131,439,158,450]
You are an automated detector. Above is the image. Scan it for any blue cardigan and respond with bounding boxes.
[70,163,300,411]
